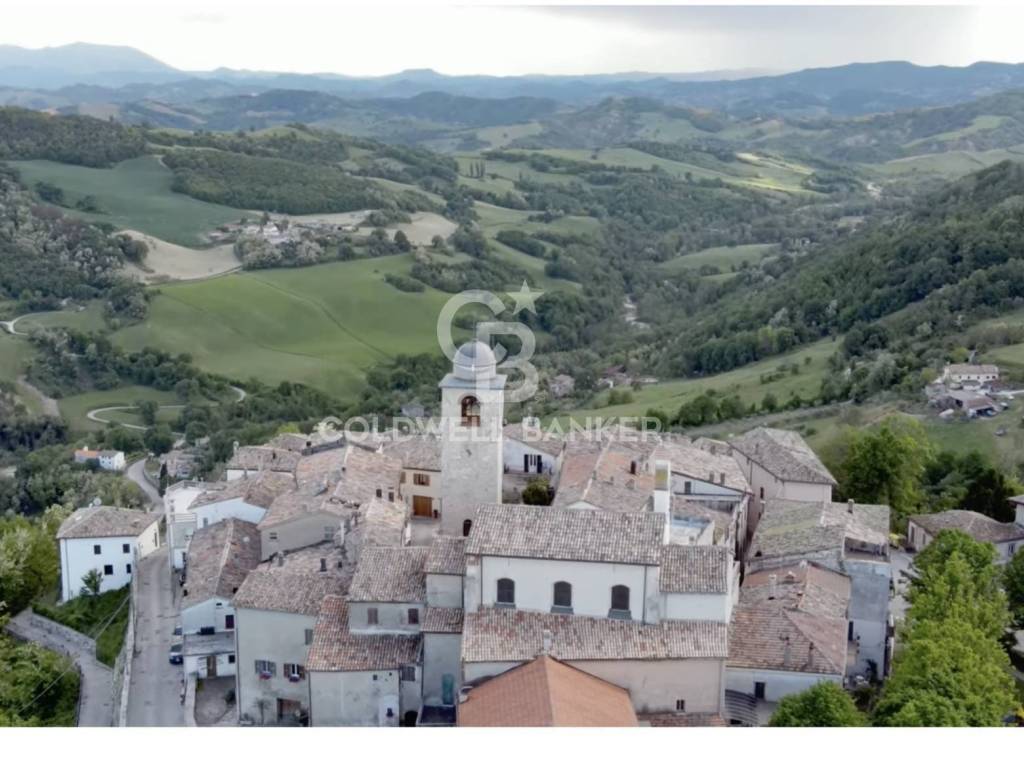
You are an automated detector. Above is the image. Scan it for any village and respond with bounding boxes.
[49,341,1024,727]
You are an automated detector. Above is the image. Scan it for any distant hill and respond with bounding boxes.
[0,42,179,88]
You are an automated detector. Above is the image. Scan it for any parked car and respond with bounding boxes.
[169,643,183,665]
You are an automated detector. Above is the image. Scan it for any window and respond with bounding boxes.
[367,607,379,625]
[407,608,420,625]
[388,491,395,502]
[323,526,334,541]
[225,614,234,630]
[496,578,515,606]
[375,488,383,498]
[401,665,417,682]
[462,519,473,537]
[228,654,236,664]
[284,663,306,681]
[305,628,314,645]
[754,682,766,700]
[269,532,278,541]
[552,581,573,613]
[675,699,686,712]
[400,471,406,483]
[460,395,481,427]
[93,544,102,555]
[759,487,765,500]
[413,473,430,486]
[629,460,637,475]
[103,564,114,576]
[255,660,276,678]
[126,564,132,575]
[122,543,130,554]
[609,585,630,619]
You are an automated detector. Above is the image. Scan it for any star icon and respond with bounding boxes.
[508,280,544,315]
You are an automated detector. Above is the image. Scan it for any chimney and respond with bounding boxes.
[319,558,327,572]
[541,629,553,656]
[782,636,791,667]
[807,642,815,668]
[847,498,855,514]
[277,552,285,567]
[653,460,671,541]
[768,573,777,600]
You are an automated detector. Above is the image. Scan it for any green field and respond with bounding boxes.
[58,385,186,432]
[8,156,247,246]
[566,337,840,421]
[108,254,474,400]
[873,145,1024,178]
[658,243,777,275]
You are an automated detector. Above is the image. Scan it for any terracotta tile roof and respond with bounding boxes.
[329,446,403,507]
[671,498,734,545]
[254,541,349,579]
[347,546,427,603]
[728,602,847,676]
[191,472,295,511]
[383,434,442,472]
[234,570,344,615]
[293,446,349,486]
[425,536,466,575]
[462,608,729,663]
[639,712,726,727]
[182,519,261,609]
[459,656,639,727]
[57,505,160,540]
[467,504,665,565]
[947,364,999,376]
[659,545,731,594]
[909,509,1024,544]
[740,561,850,619]
[749,499,890,561]
[345,498,407,557]
[730,427,836,486]
[554,439,657,513]
[422,606,464,634]
[306,596,421,672]
[257,489,351,531]
[652,439,750,494]
[226,445,301,474]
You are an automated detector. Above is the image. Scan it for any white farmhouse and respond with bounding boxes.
[73,447,125,472]
[56,505,160,602]
[180,518,260,679]
[942,363,999,389]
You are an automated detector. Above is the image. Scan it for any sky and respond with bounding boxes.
[2,2,1024,77]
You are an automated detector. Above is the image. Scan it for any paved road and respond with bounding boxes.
[6,609,114,727]
[126,548,184,726]
[126,458,163,509]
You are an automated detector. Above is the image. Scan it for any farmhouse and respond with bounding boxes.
[73,446,125,471]
[941,363,999,389]
[907,507,1024,564]
[56,505,161,602]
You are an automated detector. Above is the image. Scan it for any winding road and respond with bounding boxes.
[85,385,246,430]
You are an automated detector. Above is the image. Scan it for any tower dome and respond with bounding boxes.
[453,340,497,381]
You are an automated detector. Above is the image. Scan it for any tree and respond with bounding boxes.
[768,682,865,727]
[143,425,174,456]
[521,477,552,506]
[134,399,159,427]
[393,230,412,252]
[1004,548,1024,625]
[908,550,1008,640]
[837,416,932,530]
[761,392,778,412]
[913,529,999,582]
[80,568,103,598]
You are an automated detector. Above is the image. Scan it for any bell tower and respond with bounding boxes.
[439,340,506,537]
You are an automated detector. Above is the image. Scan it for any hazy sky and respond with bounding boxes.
[3,3,1023,76]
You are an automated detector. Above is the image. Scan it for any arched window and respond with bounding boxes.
[609,585,631,619]
[462,519,473,537]
[496,578,515,606]
[552,581,572,613]
[460,395,481,427]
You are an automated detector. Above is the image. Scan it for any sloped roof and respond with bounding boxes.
[659,545,731,594]
[330,446,402,506]
[382,434,442,472]
[225,445,301,474]
[730,427,836,486]
[462,608,728,663]
[458,656,639,727]
[257,489,351,531]
[306,596,421,672]
[740,561,850,619]
[57,505,159,540]
[502,422,567,458]
[234,570,344,615]
[749,499,890,561]
[422,606,464,634]
[347,546,427,603]
[909,509,1024,544]
[554,438,657,513]
[182,518,261,609]
[425,536,466,575]
[191,472,295,511]
[653,439,750,494]
[467,504,665,566]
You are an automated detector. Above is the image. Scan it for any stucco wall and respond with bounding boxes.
[478,555,651,621]
[261,512,340,561]
[181,596,236,634]
[423,632,461,707]
[310,669,403,726]
[235,607,316,725]
[59,522,158,603]
[725,666,841,703]
[503,438,556,476]
[348,601,425,633]
[426,573,463,609]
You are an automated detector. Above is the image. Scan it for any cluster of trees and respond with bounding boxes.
[0,166,149,316]
[874,531,1018,725]
[0,107,145,167]
[0,620,79,726]
[162,148,433,216]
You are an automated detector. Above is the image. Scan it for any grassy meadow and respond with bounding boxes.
[8,156,246,246]
[657,243,777,276]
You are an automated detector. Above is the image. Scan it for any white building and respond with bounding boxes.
[180,518,260,679]
[942,363,999,389]
[383,434,442,543]
[502,419,564,478]
[907,507,1024,564]
[439,341,505,538]
[730,427,836,537]
[165,480,223,570]
[56,505,161,602]
[73,447,125,472]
